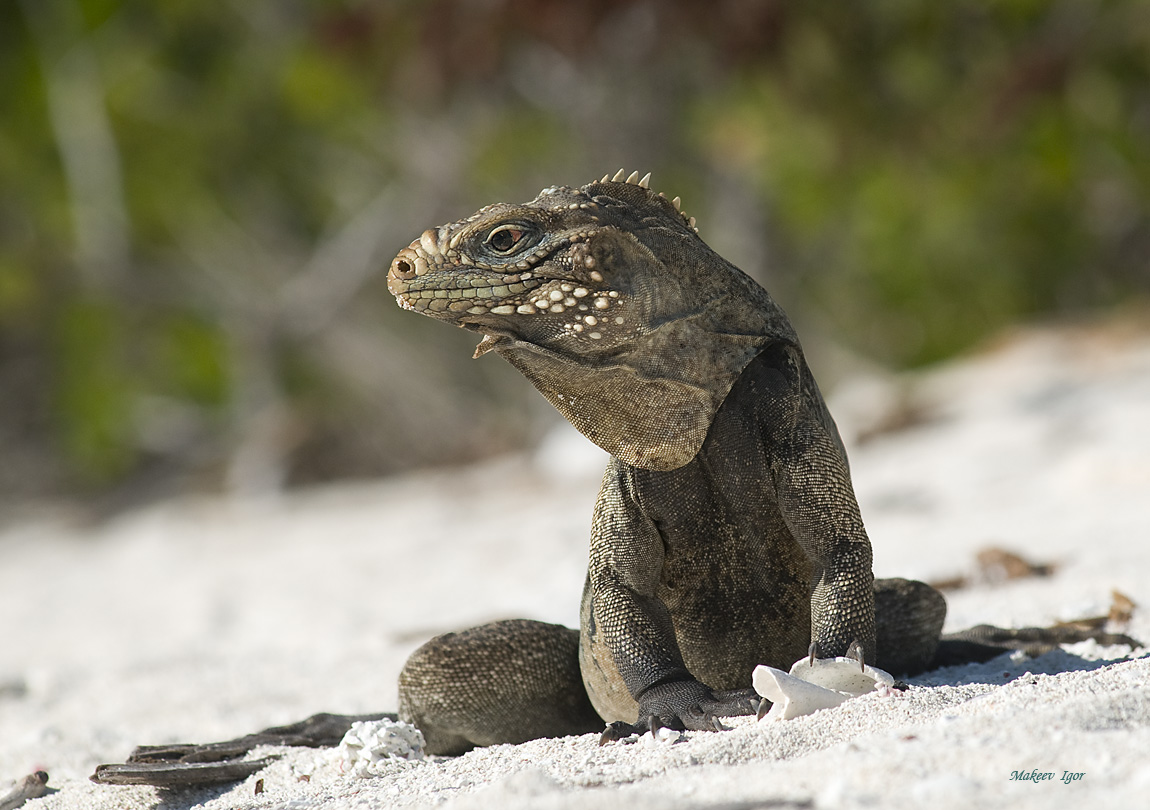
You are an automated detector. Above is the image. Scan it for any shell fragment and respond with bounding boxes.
[752,656,896,721]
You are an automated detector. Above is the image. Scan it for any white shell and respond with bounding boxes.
[787,655,895,694]
[752,656,896,721]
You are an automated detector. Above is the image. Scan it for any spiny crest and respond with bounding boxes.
[593,169,699,234]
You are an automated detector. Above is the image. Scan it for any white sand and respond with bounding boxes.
[2,321,1149,810]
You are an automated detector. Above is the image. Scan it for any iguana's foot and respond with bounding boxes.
[598,681,758,744]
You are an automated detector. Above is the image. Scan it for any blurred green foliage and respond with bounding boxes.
[1,0,1147,502]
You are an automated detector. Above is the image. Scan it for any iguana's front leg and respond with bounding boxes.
[759,345,877,664]
[579,462,758,739]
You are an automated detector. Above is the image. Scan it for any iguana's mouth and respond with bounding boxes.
[389,265,548,317]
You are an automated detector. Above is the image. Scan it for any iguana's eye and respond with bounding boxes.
[487,225,526,254]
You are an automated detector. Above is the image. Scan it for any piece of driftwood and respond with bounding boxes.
[92,759,278,788]
[0,771,50,810]
[91,712,391,788]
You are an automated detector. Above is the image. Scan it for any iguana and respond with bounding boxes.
[384,170,944,753]
[91,172,1140,784]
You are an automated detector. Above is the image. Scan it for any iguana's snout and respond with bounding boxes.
[387,226,548,319]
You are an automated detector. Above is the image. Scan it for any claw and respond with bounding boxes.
[808,641,820,667]
[710,716,730,731]
[756,698,772,721]
[599,721,635,746]
[846,639,866,672]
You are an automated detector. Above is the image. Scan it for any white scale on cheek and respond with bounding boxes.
[562,289,623,336]
[495,265,623,334]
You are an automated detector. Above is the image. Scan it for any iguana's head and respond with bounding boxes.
[388,171,795,470]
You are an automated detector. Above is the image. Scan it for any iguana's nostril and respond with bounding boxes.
[392,258,414,278]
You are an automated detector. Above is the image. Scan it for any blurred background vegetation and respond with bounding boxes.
[2,0,1148,507]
